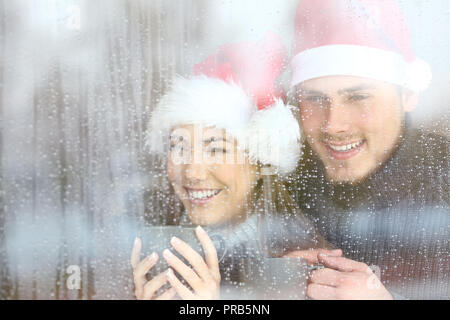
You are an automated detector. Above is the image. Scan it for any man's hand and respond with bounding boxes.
[307,254,393,300]
[283,248,343,265]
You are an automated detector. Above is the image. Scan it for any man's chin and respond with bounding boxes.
[324,167,372,185]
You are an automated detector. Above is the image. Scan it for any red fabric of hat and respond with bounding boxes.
[194,32,287,110]
[290,0,432,92]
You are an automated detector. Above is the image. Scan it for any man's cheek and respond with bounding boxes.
[300,110,322,129]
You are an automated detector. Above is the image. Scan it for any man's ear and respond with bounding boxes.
[402,89,419,112]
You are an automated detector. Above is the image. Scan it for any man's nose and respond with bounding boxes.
[184,162,208,183]
[322,101,351,134]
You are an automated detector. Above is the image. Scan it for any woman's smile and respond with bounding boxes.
[184,187,222,205]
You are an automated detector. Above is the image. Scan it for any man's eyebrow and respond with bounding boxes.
[337,85,374,95]
[296,88,326,96]
[295,85,375,96]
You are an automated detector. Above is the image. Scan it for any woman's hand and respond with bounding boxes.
[163,225,221,300]
[130,237,177,300]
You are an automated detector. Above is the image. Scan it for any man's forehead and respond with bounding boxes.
[296,76,380,95]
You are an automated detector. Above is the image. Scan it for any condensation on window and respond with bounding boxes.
[0,0,448,300]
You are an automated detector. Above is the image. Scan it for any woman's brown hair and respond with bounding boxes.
[247,165,332,256]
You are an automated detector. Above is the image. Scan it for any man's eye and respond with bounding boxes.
[305,96,327,104]
[349,94,370,101]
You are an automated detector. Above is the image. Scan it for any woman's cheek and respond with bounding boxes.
[166,159,180,183]
[210,164,228,182]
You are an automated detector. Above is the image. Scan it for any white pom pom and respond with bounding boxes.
[405,58,432,92]
[247,100,301,175]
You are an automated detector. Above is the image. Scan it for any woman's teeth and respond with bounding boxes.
[328,140,364,152]
[187,189,221,200]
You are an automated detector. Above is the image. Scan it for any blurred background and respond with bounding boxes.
[0,0,448,299]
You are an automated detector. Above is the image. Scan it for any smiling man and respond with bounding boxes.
[286,0,450,299]
[296,76,411,183]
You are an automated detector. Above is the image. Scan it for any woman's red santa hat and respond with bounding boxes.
[290,0,432,92]
[147,33,301,175]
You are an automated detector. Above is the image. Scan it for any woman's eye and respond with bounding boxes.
[208,148,227,155]
[169,144,184,151]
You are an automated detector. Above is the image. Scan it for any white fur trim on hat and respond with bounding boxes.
[247,100,301,175]
[146,76,302,174]
[145,76,256,156]
[290,45,432,92]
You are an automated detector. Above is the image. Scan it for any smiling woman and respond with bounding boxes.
[131,33,330,300]
[167,125,257,227]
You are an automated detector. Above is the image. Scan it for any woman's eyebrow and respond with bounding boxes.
[202,137,230,144]
[169,134,185,141]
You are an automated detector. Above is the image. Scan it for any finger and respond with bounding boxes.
[284,248,342,258]
[283,249,342,265]
[170,236,213,283]
[141,271,169,300]
[166,268,196,300]
[163,249,202,292]
[134,253,158,296]
[155,287,177,300]
[195,226,220,281]
[130,237,142,269]
[134,252,159,279]
[329,249,343,256]
[318,254,367,272]
[283,250,318,264]
[309,268,343,287]
[307,283,338,300]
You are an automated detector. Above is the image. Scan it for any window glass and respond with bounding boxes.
[0,0,448,300]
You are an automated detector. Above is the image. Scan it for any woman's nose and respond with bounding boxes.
[184,162,208,183]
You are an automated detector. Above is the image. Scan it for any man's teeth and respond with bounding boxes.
[328,140,364,152]
[188,189,220,200]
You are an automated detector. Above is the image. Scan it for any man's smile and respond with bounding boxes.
[324,139,366,160]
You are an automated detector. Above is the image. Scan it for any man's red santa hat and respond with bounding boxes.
[147,33,301,175]
[290,0,432,92]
